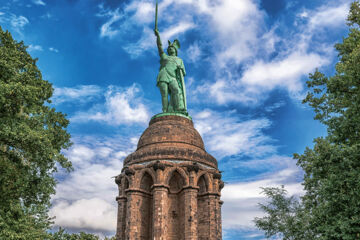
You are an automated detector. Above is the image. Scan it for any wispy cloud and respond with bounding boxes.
[50,198,116,232]
[191,0,350,105]
[97,1,196,58]
[194,109,275,158]
[98,8,122,39]
[33,0,46,6]
[222,167,304,229]
[50,135,136,233]
[125,1,154,24]
[52,85,103,105]
[27,44,43,52]
[0,12,29,34]
[240,51,328,94]
[10,14,29,29]
[186,42,201,63]
[49,47,59,53]
[162,21,195,41]
[302,2,349,30]
[70,84,150,125]
[123,21,195,58]
[4,14,29,35]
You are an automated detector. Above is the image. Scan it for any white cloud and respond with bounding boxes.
[307,3,349,30]
[264,101,286,113]
[49,47,59,53]
[123,21,195,58]
[54,160,122,202]
[50,136,136,232]
[99,8,122,39]
[241,51,328,93]
[27,44,43,52]
[191,0,349,105]
[122,26,154,58]
[52,85,102,104]
[33,0,46,6]
[0,13,29,33]
[162,21,195,41]
[222,168,304,229]
[10,14,29,29]
[50,198,116,231]
[194,110,275,158]
[41,12,53,19]
[186,42,201,63]
[209,0,264,66]
[97,1,197,57]
[125,1,154,24]
[193,79,261,105]
[71,84,150,125]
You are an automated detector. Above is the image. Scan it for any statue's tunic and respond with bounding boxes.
[156,53,186,86]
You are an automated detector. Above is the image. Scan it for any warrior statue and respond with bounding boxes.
[154,1,187,113]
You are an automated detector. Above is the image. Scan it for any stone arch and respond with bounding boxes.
[197,175,207,194]
[168,171,184,193]
[164,167,189,187]
[123,176,130,191]
[195,171,212,192]
[140,171,154,192]
[137,168,156,190]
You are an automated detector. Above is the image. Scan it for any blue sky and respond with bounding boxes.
[0,0,352,239]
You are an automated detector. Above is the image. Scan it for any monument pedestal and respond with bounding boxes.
[115,115,223,240]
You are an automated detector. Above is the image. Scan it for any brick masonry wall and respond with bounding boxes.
[115,115,223,240]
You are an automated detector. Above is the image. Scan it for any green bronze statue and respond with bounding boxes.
[154,1,187,113]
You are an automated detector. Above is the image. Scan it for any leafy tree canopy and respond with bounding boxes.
[48,228,115,240]
[255,1,360,239]
[0,26,72,239]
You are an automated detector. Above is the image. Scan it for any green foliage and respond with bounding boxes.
[255,1,360,239]
[254,187,313,240]
[0,26,72,239]
[48,228,115,240]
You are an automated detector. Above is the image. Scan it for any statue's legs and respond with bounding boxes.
[158,82,169,112]
[168,80,181,111]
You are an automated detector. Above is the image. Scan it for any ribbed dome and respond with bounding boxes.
[123,115,217,168]
[137,115,205,150]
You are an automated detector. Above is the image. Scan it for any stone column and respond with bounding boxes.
[217,200,223,240]
[124,189,143,239]
[116,196,127,240]
[207,194,220,240]
[115,175,127,240]
[152,184,169,240]
[183,186,198,240]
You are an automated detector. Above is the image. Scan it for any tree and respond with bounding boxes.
[48,228,116,240]
[254,187,313,240]
[0,26,72,239]
[255,1,360,239]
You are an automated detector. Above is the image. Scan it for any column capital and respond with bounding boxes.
[186,162,199,172]
[125,188,152,196]
[152,184,169,191]
[182,185,199,192]
[152,161,166,171]
[116,196,127,201]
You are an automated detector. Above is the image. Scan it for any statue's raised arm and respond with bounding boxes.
[154,29,164,56]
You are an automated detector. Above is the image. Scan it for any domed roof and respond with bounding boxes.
[123,115,217,168]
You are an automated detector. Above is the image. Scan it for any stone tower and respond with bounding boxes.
[115,114,223,240]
